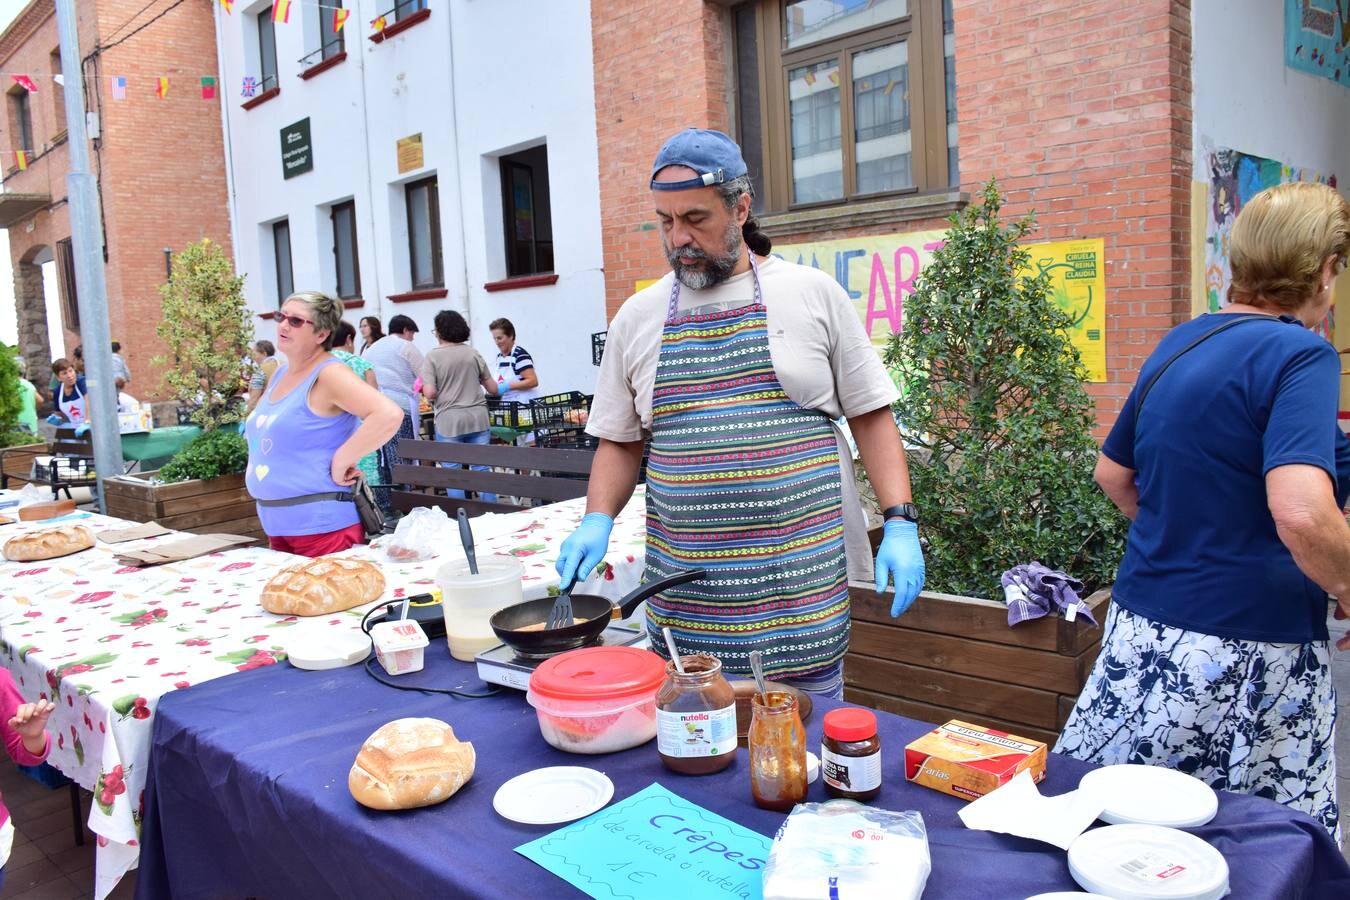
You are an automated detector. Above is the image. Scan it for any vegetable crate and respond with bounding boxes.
[486,399,532,431]
[530,391,593,449]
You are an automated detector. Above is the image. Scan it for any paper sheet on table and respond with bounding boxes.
[113,533,255,567]
[957,769,1104,849]
[98,522,172,544]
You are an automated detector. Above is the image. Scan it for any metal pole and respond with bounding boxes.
[55,0,122,512]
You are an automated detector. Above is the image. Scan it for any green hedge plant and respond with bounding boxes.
[156,429,249,484]
[885,180,1126,600]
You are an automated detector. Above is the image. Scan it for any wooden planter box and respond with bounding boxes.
[0,441,49,489]
[103,471,265,542]
[845,582,1110,747]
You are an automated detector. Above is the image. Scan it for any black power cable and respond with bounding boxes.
[357,601,502,699]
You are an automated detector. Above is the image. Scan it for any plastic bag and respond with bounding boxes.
[383,506,453,562]
[761,801,930,900]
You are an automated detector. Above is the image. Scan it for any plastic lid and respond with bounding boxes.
[1078,765,1218,828]
[1067,824,1229,900]
[529,646,666,702]
[370,620,429,652]
[823,707,877,743]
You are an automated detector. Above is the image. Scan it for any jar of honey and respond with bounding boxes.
[748,690,807,811]
[655,654,738,774]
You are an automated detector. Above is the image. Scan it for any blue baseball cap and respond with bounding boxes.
[650,128,748,191]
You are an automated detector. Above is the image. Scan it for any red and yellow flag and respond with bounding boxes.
[272,0,291,24]
[156,77,169,99]
[371,15,387,32]
[15,150,28,170]
[218,0,234,13]
[333,9,350,33]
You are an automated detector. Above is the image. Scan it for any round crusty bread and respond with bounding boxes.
[349,718,475,810]
[260,555,385,616]
[3,524,94,562]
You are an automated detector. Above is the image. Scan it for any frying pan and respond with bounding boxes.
[490,569,705,657]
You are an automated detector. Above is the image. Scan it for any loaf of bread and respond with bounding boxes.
[260,556,385,616]
[3,524,94,561]
[349,718,475,810]
[18,499,76,521]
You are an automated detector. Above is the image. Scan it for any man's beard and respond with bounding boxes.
[664,220,743,290]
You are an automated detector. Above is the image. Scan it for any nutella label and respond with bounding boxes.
[821,744,881,792]
[657,705,737,758]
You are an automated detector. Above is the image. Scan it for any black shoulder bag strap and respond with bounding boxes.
[1133,314,1283,427]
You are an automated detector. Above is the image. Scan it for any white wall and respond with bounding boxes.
[214,0,605,392]
[1192,0,1350,184]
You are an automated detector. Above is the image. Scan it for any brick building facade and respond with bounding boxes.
[590,0,1299,434]
[0,0,230,403]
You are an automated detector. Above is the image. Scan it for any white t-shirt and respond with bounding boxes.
[588,254,898,583]
[363,335,425,413]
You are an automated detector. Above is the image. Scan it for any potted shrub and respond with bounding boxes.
[845,181,1128,744]
[102,242,263,538]
[0,342,46,488]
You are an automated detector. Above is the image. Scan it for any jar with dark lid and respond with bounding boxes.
[821,707,881,801]
[655,654,738,774]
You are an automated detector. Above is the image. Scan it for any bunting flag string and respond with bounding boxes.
[111,75,127,100]
[156,76,169,99]
[201,76,217,100]
[11,74,38,93]
[15,151,28,170]
[271,0,292,24]
[333,8,350,33]
[219,1,356,15]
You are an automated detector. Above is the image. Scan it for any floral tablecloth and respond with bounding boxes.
[0,488,649,898]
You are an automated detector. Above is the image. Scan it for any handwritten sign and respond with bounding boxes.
[516,783,771,900]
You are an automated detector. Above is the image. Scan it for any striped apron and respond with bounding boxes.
[643,254,850,682]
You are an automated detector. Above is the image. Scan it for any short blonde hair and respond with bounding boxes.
[1228,181,1350,311]
[286,291,344,350]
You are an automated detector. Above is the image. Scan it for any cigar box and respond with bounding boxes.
[903,719,1047,801]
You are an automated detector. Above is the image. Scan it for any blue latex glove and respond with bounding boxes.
[73,423,91,437]
[237,421,247,434]
[495,380,510,396]
[555,512,614,590]
[875,518,925,617]
[45,414,63,425]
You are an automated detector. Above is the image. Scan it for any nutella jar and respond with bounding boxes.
[655,654,738,774]
[821,707,881,801]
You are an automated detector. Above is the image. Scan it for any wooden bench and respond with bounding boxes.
[391,438,594,517]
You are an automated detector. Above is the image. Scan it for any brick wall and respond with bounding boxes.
[953,0,1193,430]
[0,0,232,403]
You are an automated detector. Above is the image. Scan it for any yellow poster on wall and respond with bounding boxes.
[1019,238,1108,382]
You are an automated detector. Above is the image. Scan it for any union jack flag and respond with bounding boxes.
[241,76,258,98]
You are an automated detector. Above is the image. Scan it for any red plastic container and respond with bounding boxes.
[527,646,666,754]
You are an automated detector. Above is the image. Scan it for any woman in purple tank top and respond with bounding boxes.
[245,292,403,556]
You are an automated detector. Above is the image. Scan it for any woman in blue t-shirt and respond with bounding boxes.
[1057,182,1350,836]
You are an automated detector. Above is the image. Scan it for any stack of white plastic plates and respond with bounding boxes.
[1068,824,1229,900]
[1026,893,1114,899]
[284,629,371,670]
[493,767,615,825]
[1078,765,1218,827]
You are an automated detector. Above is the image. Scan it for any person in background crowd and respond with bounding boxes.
[49,358,89,427]
[245,340,280,415]
[489,317,541,402]
[109,340,131,385]
[557,128,925,700]
[245,292,401,556]
[1056,182,1350,837]
[359,316,384,356]
[115,378,139,413]
[12,358,38,434]
[364,314,424,514]
[72,345,84,375]
[331,320,382,492]
[0,668,54,891]
[422,310,499,502]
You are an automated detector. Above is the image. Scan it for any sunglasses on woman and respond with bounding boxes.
[275,312,315,329]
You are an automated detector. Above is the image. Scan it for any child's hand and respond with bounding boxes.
[9,699,55,741]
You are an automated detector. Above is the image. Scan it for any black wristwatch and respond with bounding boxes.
[882,503,919,524]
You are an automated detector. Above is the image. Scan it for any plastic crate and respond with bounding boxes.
[529,391,592,431]
[535,431,599,451]
[486,399,532,430]
[591,331,607,367]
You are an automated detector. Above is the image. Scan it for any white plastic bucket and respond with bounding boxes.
[435,554,524,660]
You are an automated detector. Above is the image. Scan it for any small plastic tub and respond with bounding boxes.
[527,646,666,754]
[370,620,430,676]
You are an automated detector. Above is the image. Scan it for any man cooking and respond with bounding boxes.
[555,128,924,699]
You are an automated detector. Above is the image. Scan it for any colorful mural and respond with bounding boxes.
[1285,0,1350,86]
[1202,147,1338,340]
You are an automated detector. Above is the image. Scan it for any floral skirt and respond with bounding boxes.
[1055,603,1339,836]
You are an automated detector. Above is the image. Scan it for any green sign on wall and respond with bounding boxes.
[280,118,313,179]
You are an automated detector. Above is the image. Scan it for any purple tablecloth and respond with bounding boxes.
[135,647,1349,899]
